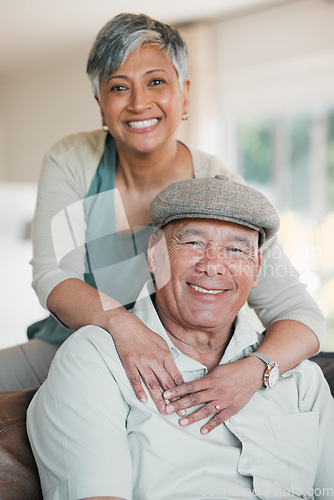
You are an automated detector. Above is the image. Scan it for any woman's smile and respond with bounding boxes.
[126,118,160,131]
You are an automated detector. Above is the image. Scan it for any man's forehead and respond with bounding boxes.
[165,218,259,242]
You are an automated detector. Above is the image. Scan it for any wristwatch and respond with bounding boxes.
[244,352,280,390]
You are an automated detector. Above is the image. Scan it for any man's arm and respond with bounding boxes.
[27,327,132,500]
[81,497,124,499]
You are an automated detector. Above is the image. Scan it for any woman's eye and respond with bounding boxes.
[110,85,127,92]
[149,78,165,86]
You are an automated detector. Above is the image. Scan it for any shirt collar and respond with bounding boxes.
[132,282,262,374]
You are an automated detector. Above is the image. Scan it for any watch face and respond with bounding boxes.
[267,365,280,388]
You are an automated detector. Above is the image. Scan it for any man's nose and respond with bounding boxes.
[195,248,228,277]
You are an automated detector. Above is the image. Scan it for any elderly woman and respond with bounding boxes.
[0,13,323,434]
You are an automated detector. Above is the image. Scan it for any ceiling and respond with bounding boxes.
[0,0,285,74]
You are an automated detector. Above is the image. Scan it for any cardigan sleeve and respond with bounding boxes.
[30,130,105,309]
[248,235,325,349]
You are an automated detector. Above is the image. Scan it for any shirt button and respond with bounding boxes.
[170,347,179,358]
[245,462,252,470]
[229,417,236,425]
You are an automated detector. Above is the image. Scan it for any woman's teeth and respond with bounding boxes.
[189,284,224,295]
[128,118,158,129]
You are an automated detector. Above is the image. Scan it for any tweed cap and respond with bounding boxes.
[150,175,280,246]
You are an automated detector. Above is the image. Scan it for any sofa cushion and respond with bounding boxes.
[0,388,42,500]
[312,352,334,396]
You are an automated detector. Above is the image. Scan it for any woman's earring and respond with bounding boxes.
[102,124,108,132]
[181,113,189,121]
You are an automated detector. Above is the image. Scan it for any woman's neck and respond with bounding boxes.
[113,139,193,229]
[115,139,192,192]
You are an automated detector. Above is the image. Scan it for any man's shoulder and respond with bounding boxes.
[54,325,117,362]
[283,358,333,406]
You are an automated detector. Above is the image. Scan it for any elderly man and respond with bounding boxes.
[27,176,334,500]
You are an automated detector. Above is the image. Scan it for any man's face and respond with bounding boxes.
[148,219,261,333]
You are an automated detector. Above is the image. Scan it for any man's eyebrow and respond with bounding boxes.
[228,236,257,249]
[176,228,207,238]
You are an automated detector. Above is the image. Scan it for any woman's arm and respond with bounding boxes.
[32,132,183,411]
[248,235,325,348]
[163,319,319,434]
[47,278,184,414]
[31,131,106,309]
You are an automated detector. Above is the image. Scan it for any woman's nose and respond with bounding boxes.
[128,86,151,112]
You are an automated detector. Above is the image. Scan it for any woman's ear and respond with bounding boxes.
[95,95,106,126]
[182,80,190,116]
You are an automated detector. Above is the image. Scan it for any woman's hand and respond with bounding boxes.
[110,313,184,414]
[163,357,264,434]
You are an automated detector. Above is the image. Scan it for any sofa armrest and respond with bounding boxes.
[311,352,334,396]
[0,388,42,500]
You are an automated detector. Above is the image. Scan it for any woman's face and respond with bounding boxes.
[96,44,190,157]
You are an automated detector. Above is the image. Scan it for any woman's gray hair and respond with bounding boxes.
[86,13,188,97]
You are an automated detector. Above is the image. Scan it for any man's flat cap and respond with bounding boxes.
[150,175,280,246]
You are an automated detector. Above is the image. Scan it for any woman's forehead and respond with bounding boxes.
[113,44,175,74]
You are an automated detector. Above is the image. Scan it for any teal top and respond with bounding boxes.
[27,134,155,344]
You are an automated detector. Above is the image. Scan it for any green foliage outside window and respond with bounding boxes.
[239,120,272,185]
[238,109,334,351]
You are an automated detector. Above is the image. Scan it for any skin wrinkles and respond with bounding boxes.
[167,220,258,279]
[148,219,261,365]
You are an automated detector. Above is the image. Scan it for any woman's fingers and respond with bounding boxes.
[163,361,264,433]
[123,354,184,414]
[163,379,200,401]
[125,365,148,404]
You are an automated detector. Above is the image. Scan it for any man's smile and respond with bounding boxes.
[188,283,227,295]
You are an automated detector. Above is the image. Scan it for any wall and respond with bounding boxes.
[216,0,334,114]
[0,45,100,183]
[1,0,334,183]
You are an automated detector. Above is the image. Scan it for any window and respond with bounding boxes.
[238,108,334,350]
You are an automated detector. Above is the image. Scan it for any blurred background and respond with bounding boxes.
[1,0,334,350]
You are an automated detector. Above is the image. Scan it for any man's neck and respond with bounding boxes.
[153,297,234,372]
[166,327,232,372]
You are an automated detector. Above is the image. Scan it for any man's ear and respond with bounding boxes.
[251,250,262,288]
[147,232,160,274]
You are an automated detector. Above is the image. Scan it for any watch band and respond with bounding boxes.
[244,352,280,390]
[244,352,275,366]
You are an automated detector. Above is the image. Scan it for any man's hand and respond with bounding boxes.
[110,314,184,414]
[163,357,264,434]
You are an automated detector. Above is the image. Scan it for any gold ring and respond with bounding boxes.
[213,403,220,412]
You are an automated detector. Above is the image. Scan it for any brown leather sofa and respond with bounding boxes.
[0,388,42,500]
[0,354,333,500]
